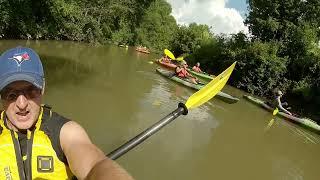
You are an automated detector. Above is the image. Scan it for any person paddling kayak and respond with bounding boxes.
[273,90,292,115]
[161,55,172,64]
[175,61,198,84]
[192,62,203,73]
[0,47,133,180]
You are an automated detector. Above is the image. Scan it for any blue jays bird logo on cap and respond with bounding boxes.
[10,52,30,64]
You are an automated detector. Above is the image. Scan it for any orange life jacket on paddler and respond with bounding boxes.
[176,67,189,78]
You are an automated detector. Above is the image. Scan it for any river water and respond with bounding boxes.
[0,40,319,180]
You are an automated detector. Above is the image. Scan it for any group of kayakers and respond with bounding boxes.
[136,45,150,54]
[159,55,205,85]
[159,54,294,117]
[175,60,199,84]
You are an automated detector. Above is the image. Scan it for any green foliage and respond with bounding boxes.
[0,0,10,37]
[171,23,213,56]
[233,41,289,96]
[241,0,320,118]
[285,24,320,81]
[0,0,161,45]
[189,34,288,96]
[135,0,177,51]
[246,0,304,42]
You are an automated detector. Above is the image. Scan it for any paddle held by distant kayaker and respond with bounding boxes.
[274,90,292,115]
[0,46,133,180]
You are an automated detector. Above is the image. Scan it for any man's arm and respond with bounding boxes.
[186,71,196,79]
[60,121,134,180]
[185,70,192,77]
[176,67,182,73]
[276,97,292,115]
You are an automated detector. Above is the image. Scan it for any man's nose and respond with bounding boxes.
[15,94,28,109]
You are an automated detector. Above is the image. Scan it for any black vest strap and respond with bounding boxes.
[40,105,70,165]
[0,110,3,134]
[42,105,52,123]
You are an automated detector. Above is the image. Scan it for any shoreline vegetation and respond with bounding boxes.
[0,0,319,121]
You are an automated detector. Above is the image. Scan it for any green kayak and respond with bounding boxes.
[187,69,214,81]
[156,68,239,104]
[243,95,320,132]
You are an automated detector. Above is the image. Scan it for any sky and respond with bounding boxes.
[166,0,249,35]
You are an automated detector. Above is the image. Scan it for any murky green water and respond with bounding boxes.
[1,40,319,180]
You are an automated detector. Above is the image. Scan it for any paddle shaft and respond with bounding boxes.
[107,103,188,160]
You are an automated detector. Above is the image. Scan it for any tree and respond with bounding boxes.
[244,0,320,119]
[245,0,304,42]
[171,23,213,56]
[135,0,177,51]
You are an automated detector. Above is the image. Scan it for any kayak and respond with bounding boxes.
[119,44,128,48]
[136,47,150,54]
[243,95,320,132]
[187,69,214,81]
[156,68,239,104]
[155,59,177,70]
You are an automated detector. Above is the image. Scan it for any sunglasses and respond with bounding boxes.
[0,86,41,101]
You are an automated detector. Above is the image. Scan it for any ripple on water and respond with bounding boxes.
[279,120,320,144]
[271,156,304,180]
[121,76,222,162]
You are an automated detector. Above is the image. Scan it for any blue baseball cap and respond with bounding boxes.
[0,46,44,91]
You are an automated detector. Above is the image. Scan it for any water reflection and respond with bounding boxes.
[41,55,95,87]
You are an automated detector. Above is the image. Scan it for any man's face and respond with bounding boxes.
[1,81,42,130]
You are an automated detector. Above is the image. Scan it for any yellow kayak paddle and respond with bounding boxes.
[264,108,279,132]
[267,108,279,127]
[164,49,176,60]
[164,49,184,61]
[108,62,237,160]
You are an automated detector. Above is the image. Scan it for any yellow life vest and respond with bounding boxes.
[0,107,74,180]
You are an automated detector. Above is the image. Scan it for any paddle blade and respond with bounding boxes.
[268,119,275,127]
[176,57,184,61]
[185,62,237,109]
[164,49,175,60]
[265,108,279,131]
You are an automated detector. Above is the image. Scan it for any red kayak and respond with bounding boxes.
[155,59,177,70]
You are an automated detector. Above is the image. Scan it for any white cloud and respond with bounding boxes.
[166,0,248,35]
